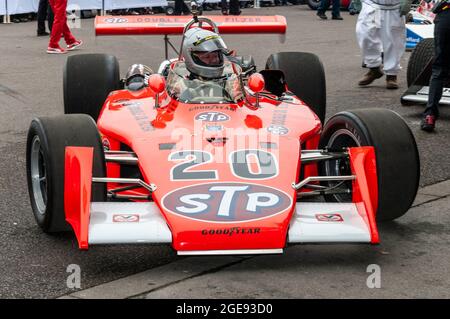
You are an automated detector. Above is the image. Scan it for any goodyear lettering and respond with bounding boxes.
[188,105,236,112]
[201,227,261,236]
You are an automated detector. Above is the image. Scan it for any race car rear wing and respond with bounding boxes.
[95,15,287,36]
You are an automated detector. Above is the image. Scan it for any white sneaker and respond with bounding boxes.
[67,40,83,51]
[47,46,67,54]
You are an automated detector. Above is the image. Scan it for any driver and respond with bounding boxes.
[167,28,244,103]
[169,27,238,102]
[182,27,228,80]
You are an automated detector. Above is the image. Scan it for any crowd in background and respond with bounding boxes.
[2,0,305,23]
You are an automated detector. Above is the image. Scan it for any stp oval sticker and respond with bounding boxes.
[161,182,293,223]
[195,112,230,122]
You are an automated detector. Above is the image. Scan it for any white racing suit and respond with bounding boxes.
[356,0,406,75]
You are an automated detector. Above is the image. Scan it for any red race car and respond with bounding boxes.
[26,15,419,255]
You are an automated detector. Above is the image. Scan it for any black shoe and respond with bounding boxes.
[332,15,343,20]
[317,12,327,20]
[420,114,436,132]
[229,10,241,15]
[37,31,50,37]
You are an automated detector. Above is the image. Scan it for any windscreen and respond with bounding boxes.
[166,62,244,104]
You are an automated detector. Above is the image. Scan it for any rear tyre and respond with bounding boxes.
[406,38,434,87]
[26,114,106,233]
[64,54,120,122]
[266,52,326,123]
[319,108,420,221]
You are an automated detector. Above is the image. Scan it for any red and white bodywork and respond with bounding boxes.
[63,16,379,255]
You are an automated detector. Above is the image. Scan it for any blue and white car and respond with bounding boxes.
[406,1,435,50]
[406,13,434,50]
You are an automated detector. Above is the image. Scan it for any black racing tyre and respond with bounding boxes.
[266,52,326,123]
[307,0,326,10]
[319,108,420,221]
[406,38,434,87]
[26,114,106,233]
[64,54,120,122]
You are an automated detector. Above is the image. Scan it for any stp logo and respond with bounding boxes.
[195,112,230,122]
[162,182,292,222]
[105,18,128,24]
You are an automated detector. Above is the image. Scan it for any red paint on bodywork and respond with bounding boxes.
[97,83,321,251]
[64,147,94,250]
[348,147,379,244]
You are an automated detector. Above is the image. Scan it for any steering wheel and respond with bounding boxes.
[191,83,233,101]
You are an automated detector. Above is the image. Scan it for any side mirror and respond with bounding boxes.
[248,73,265,93]
[148,74,166,108]
[248,73,265,108]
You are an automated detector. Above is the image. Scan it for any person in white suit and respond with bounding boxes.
[356,0,412,89]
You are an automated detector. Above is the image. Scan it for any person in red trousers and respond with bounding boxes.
[47,0,82,54]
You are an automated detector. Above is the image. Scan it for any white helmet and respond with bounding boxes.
[182,27,227,79]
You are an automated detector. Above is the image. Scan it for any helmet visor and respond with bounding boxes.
[191,50,224,68]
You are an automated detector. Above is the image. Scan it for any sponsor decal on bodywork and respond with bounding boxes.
[127,102,154,132]
[102,138,110,151]
[195,112,230,122]
[188,105,236,112]
[112,214,140,223]
[162,182,292,223]
[201,227,261,236]
[104,18,128,24]
[315,214,344,222]
[267,104,289,135]
[204,124,224,132]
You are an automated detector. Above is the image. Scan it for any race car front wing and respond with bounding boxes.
[64,146,379,253]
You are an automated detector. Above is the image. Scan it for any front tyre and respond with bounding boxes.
[319,108,420,221]
[26,114,106,233]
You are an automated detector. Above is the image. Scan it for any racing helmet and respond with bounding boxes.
[125,64,153,91]
[182,27,227,79]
